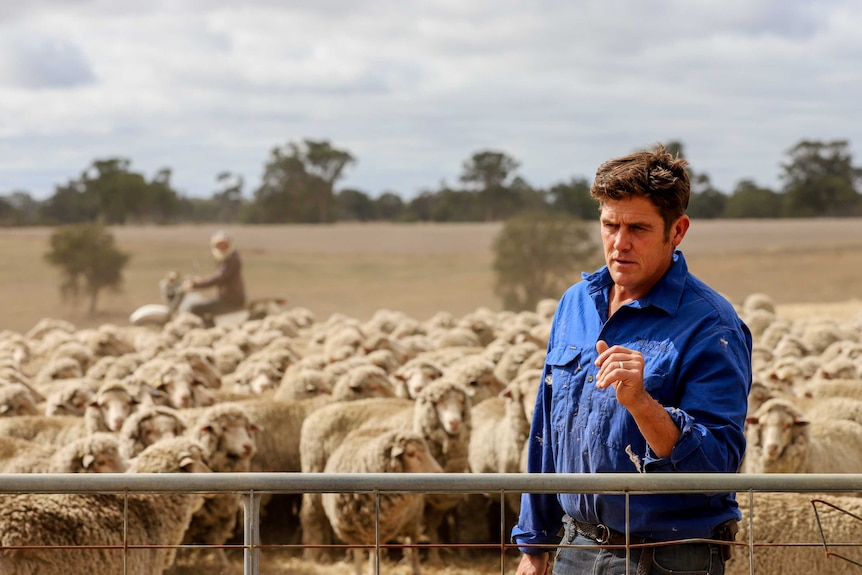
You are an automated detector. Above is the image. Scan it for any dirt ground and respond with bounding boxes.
[2,218,862,334]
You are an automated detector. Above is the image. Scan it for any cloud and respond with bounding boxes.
[1,0,861,200]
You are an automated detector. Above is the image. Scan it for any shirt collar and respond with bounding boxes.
[582,250,688,316]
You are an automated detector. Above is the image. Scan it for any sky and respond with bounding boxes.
[1,0,860,201]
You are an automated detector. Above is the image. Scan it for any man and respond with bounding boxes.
[182,230,246,327]
[511,144,752,575]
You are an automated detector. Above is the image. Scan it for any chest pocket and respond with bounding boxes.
[545,345,584,431]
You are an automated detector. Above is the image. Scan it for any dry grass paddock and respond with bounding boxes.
[2,218,862,334]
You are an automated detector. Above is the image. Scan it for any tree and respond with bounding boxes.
[459,150,521,221]
[687,173,727,219]
[493,211,601,311]
[213,171,245,222]
[780,139,862,217]
[724,180,782,218]
[44,223,130,315]
[373,191,405,221]
[41,158,181,224]
[547,177,596,219]
[253,139,355,223]
[335,188,376,221]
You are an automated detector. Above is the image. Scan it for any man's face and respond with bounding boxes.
[211,240,231,261]
[599,195,689,299]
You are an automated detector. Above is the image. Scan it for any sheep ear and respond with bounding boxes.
[200,424,215,435]
[501,385,514,399]
[745,416,759,425]
[0,405,9,414]
[794,418,810,427]
[391,444,404,458]
[82,454,95,469]
[250,423,263,433]
[179,456,195,470]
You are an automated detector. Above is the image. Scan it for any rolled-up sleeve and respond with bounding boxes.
[643,325,751,473]
[511,363,565,553]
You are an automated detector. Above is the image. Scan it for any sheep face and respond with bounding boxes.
[46,385,94,417]
[395,362,443,399]
[84,451,128,473]
[200,419,260,461]
[434,388,468,436]
[246,369,279,394]
[746,406,808,461]
[156,364,197,408]
[392,437,444,474]
[91,388,138,432]
[0,386,40,417]
[138,412,187,450]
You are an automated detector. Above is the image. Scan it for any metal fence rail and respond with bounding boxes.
[1,472,861,575]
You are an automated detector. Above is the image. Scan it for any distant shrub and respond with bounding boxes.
[492,211,600,311]
[44,223,130,315]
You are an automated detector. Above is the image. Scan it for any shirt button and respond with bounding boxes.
[587,376,593,382]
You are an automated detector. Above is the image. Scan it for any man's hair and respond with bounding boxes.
[590,143,690,237]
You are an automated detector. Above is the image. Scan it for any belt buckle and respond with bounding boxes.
[595,524,611,544]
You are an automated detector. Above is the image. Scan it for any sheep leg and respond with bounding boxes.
[300,492,336,561]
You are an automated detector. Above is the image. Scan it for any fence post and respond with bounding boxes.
[243,490,261,575]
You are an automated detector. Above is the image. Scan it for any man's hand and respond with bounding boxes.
[594,340,680,457]
[182,279,196,292]
[516,552,550,575]
[594,340,647,408]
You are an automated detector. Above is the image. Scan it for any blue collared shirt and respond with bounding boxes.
[512,251,752,552]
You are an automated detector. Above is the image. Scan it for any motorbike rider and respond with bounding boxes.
[182,230,246,327]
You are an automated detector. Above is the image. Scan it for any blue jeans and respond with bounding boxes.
[553,534,725,575]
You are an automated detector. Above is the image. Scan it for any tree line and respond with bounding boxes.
[2,138,861,227]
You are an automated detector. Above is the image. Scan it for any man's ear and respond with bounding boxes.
[671,215,690,247]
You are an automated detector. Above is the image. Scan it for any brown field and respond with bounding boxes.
[3,218,862,334]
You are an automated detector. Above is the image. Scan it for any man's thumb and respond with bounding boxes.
[596,340,609,354]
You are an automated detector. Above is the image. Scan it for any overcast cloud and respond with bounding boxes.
[1,0,860,200]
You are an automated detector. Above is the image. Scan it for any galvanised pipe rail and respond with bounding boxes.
[1,472,861,494]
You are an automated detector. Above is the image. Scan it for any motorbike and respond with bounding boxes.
[129,271,287,327]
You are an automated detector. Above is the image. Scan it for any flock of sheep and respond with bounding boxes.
[730,293,862,575]
[1,290,862,575]
[0,299,550,575]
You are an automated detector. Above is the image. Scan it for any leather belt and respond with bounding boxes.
[572,519,651,546]
[565,516,654,575]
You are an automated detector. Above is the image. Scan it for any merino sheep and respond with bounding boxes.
[300,378,472,561]
[492,341,541,384]
[48,432,128,473]
[0,437,210,575]
[439,354,506,406]
[392,358,444,399]
[84,379,143,433]
[0,414,90,448]
[726,492,862,575]
[322,427,444,575]
[224,358,283,395]
[0,382,41,416]
[743,397,862,474]
[0,436,55,473]
[459,369,540,544]
[43,379,96,417]
[118,405,189,460]
[179,403,261,566]
[273,368,333,401]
